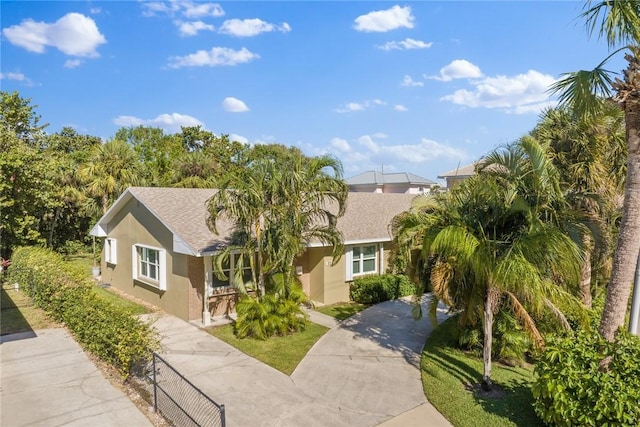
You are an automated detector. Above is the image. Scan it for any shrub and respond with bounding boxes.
[349,274,415,304]
[532,330,640,426]
[8,246,159,378]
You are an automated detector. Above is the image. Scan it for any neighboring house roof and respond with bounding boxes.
[437,162,478,179]
[346,171,436,186]
[91,187,415,257]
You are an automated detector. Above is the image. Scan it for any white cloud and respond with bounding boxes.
[168,47,259,68]
[176,20,215,36]
[222,97,249,112]
[113,113,203,133]
[89,7,101,14]
[441,69,557,114]
[229,133,249,144]
[325,134,467,175]
[372,132,388,139]
[377,38,432,51]
[354,5,414,32]
[181,1,225,18]
[0,71,35,86]
[401,75,423,87]
[394,104,408,112]
[2,13,106,57]
[219,18,291,37]
[330,137,351,152]
[64,59,82,68]
[428,59,483,82]
[141,1,224,18]
[335,99,386,113]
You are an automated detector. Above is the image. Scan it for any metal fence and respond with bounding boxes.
[146,353,226,427]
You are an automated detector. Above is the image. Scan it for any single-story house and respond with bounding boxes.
[90,187,415,324]
[346,171,437,194]
[437,162,478,189]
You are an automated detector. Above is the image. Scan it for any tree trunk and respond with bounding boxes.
[482,287,500,391]
[580,248,593,308]
[600,49,640,341]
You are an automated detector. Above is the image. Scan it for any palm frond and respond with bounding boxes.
[550,67,615,118]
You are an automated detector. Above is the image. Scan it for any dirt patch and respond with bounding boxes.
[464,382,508,399]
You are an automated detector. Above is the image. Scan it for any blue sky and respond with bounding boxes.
[1,1,626,183]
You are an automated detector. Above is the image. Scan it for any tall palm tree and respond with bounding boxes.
[551,1,640,340]
[80,139,142,215]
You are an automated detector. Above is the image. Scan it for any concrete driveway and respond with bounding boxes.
[0,328,152,427]
[154,295,451,427]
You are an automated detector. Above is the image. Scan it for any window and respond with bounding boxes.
[105,238,117,264]
[346,244,380,280]
[132,244,166,290]
[211,253,253,290]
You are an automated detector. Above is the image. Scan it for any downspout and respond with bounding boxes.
[629,250,640,335]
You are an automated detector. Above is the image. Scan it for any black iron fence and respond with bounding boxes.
[146,352,226,427]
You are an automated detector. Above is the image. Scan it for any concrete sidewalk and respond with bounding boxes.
[0,328,152,427]
[152,295,452,426]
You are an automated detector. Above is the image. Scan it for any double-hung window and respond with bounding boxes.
[132,244,166,290]
[346,244,380,280]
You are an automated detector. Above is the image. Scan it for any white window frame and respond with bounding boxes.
[105,238,117,265]
[346,244,379,281]
[210,252,252,291]
[132,244,167,290]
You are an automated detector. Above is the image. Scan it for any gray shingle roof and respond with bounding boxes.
[92,188,416,256]
[346,171,436,186]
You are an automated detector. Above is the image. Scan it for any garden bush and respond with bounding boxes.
[8,246,159,378]
[234,290,308,339]
[349,274,415,304]
[532,330,640,426]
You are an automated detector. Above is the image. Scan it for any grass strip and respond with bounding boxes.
[207,322,328,375]
[314,302,368,321]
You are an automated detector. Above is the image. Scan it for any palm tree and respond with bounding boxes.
[266,152,348,297]
[394,138,584,390]
[80,139,142,215]
[551,1,640,340]
[531,106,626,306]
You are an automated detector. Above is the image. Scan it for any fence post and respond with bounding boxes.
[152,353,158,412]
[220,404,226,427]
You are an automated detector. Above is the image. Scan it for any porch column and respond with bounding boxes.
[203,256,212,326]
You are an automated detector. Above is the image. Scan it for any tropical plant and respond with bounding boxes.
[531,106,626,307]
[79,139,143,216]
[207,145,348,338]
[551,0,640,341]
[394,139,585,390]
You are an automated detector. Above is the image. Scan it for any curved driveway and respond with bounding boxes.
[154,295,451,427]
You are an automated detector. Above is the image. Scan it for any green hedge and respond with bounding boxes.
[8,246,159,378]
[349,274,415,304]
[532,330,640,426]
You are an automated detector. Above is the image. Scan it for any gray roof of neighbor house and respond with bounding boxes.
[90,187,416,257]
[346,171,436,186]
[437,162,478,179]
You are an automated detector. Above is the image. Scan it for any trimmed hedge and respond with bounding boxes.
[349,274,415,304]
[8,246,159,378]
[532,330,640,426]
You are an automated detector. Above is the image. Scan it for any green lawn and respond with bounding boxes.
[1,283,61,335]
[207,322,328,375]
[94,286,150,315]
[314,302,368,320]
[421,317,542,427]
[64,252,95,276]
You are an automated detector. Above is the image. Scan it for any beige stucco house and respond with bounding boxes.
[90,187,415,323]
[437,162,478,189]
